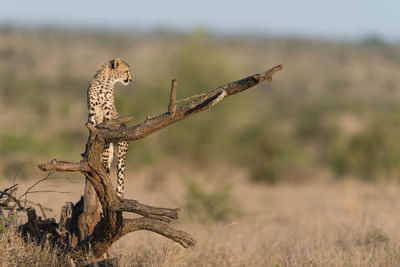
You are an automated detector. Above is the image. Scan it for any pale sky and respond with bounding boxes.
[1,0,399,41]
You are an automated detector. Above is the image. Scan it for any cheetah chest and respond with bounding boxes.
[91,89,117,124]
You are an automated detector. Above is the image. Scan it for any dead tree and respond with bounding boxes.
[32,64,282,261]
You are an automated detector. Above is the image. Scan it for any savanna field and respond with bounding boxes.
[2,27,400,266]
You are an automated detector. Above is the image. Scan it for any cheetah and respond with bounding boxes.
[87,58,132,197]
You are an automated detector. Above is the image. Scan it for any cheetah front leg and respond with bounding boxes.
[116,141,128,198]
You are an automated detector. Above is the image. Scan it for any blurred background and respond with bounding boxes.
[1,0,400,183]
[1,1,400,265]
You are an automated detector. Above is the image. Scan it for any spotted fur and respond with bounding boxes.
[87,58,132,197]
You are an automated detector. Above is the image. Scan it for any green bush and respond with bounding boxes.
[330,115,400,181]
[184,180,240,222]
[296,102,339,142]
[365,229,390,244]
[0,132,43,156]
[157,29,239,164]
[236,123,301,184]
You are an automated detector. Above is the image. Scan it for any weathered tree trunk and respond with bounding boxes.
[77,182,101,244]
[32,64,282,263]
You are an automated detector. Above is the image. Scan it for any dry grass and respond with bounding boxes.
[116,174,400,267]
[125,182,400,266]
[4,166,400,266]
[0,222,68,266]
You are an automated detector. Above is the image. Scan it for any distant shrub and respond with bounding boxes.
[237,123,301,184]
[361,35,387,48]
[184,180,240,222]
[365,229,390,244]
[173,28,234,94]
[159,29,238,164]
[330,115,400,181]
[296,102,339,142]
[52,129,86,155]
[0,132,43,156]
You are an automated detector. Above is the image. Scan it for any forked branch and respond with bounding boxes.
[38,159,90,172]
[112,198,180,222]
[122,217,196,248]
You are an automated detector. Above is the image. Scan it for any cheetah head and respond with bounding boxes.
[110,58,132,85]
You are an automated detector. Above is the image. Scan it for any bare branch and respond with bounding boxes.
[96,116,133,128]
[122,217,196,248]
[38,159,91,172]
[0,184,18,200]
[23,190,72,195]
[1,183,53,215]
[176,93,206,104]
[111,198,179,222]
[0,191,24,210]
[100,64,283,143]
[1,174,66,212]
[18,172,54,201]
[168,79,177,116]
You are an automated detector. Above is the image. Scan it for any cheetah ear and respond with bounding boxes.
[111,58,122,69]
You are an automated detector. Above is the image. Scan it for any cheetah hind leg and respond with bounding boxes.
[116,141,128,198]
[102,142,114,175]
